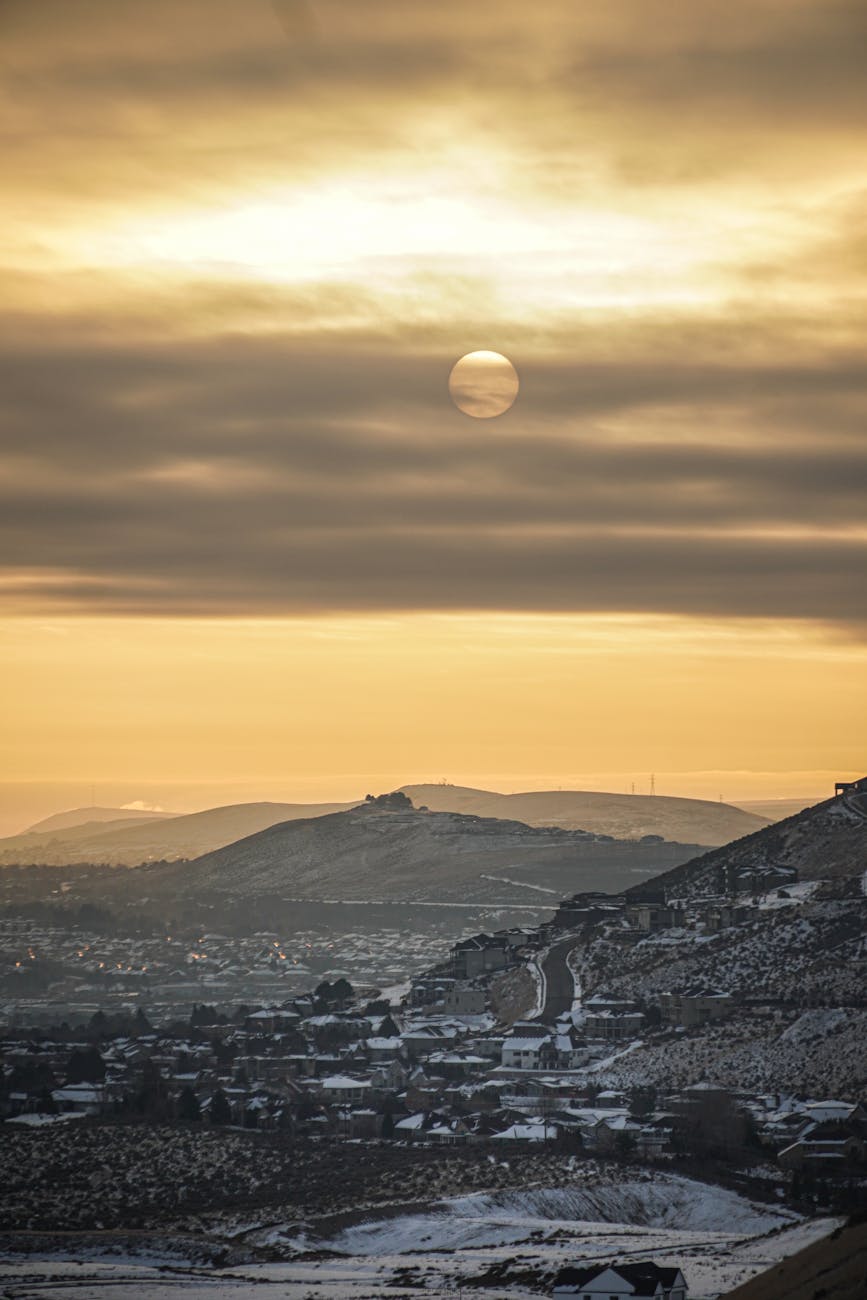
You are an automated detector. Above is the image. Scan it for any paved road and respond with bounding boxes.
[541,937,580,1021]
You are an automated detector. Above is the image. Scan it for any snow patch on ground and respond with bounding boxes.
[321,1174,795,1256]
[525,953,547,1019]
[5,1111,86,1127]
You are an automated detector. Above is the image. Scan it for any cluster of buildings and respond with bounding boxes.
[3,959,863,1192]
[548,882,794,943]
[0,921,431,1027]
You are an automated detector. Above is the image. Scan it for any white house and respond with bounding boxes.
[51,1083,104,1115]
[501,1022,553,1070]
[318,1075,371,1104]
[554,1261,687,1298]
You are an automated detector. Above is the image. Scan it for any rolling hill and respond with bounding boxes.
[0,800,359,866]
[400,784,768,846]
[24,806,172,834]
[100,797,705,918]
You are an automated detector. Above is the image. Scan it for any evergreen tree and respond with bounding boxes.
[65,1046,106,1084]
[177,1085,201,1122]
[210,1088,232,1125]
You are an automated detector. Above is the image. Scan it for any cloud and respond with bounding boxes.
[0,305,864,630]
[0,1,863,634]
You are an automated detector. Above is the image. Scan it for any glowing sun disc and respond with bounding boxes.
[449,350,519,418]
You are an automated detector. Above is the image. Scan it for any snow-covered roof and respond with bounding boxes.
[491,1122,549,1141]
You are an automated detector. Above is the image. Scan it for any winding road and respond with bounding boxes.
[541,937,580,1021]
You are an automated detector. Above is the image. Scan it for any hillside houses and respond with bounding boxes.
[450,929,533,979]
[659,988,734,1028]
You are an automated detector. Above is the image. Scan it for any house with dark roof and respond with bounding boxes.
[553,1261,687,1298]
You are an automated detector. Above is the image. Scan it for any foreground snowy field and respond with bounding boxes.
[0,1174,838,1299]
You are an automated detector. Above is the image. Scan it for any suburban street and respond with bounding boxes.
[541,937,580,1020]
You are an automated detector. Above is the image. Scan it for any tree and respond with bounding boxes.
[133,1007,152,1035]
[381,1112,395,1140]
[177,1086,201,1122]
[614,1129,638,1159]
[210,1088,231,1126]
[65,1046,105,1084]
[37,1086,57,1115]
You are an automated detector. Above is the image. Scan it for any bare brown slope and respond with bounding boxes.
[628,789,867,899]
[722,1217,867,1300]
[401,783,768,846]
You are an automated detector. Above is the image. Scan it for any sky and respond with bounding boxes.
[1,0,865,824]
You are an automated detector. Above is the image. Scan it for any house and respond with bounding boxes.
[492,1120,553,1142]
[443,983,486,1016]
[583,1008,645,1042]
[501,1022,553,1070]
[51,1083,104,1115]
[451,934,510,978]
[400,1023,460,1060]
[727,864,797,894]
[318,1075,372,1104]
[552,894,626,930]
[835,775,867,796]
[778,1124,866,1172]
[659,987,733,1028]
[554,1261,687,1298]
[625,902,685,933]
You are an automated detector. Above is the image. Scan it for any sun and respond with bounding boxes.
[448,351,519,419]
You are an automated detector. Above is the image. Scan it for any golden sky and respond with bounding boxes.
[1,0,865,809]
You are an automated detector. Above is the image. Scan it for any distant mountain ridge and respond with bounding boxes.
[400,783,768,847]
[25,806,171,834]
[0,800,359,866]
[0,783,768,868]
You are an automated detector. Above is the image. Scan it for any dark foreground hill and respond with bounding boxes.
[629,786,867,900]
[554,786,867,1097]
[722,1216,867,1300]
